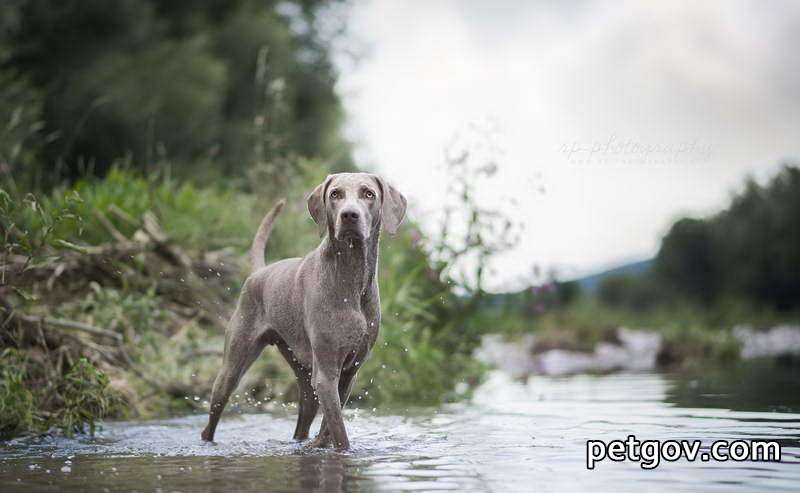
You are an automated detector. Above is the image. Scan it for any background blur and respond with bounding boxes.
[1,0,798,441]
[340,0,800,288]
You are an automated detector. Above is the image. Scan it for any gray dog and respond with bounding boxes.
[201,172,406,450]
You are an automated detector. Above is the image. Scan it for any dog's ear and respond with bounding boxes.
[373,175,407,235]
[307,175,332,237]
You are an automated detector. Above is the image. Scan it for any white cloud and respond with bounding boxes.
[336,0,800,289]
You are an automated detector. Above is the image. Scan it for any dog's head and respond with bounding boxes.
[307,172,407,242]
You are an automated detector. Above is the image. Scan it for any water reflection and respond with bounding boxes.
[667,358,800,413]
[2,366,800,492]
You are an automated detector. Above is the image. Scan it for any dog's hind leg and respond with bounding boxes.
[293,375,318,440]
[201,306,267,442]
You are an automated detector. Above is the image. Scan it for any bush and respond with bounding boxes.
[0,349,117,438]
[356,236,486,405]
[597,274,661,311]
[57,357,116,436]
[0,349,36,438]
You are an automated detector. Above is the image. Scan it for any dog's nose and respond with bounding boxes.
[340,209,360,224]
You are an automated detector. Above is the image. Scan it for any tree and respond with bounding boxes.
[1,0,353,185]
[655,218,717,305]
[653,164,800,310]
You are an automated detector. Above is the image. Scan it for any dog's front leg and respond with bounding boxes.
[313,364,350,450]
[308,367,357,448]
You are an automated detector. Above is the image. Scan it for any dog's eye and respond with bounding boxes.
[329,190,340,200]
[364,190,375,200]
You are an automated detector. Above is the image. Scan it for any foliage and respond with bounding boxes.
[1,0,353,184]
[0,349,35,438]
[56,357,115,436]
[432,121,522,297]
[0,349,117,438]
[655,164,800,310]
[61,168,259,250]
[597,274,661,311]
[356,230,486,406]
[566,164,800,319]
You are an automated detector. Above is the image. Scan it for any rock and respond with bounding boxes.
[733,324,800,359]
[474,334,538,378]
[533,328,661,376]
[475,328,662,377]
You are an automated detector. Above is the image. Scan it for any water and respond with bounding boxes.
[2,360,799,492]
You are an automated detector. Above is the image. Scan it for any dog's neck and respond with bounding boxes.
[320,227,380,299]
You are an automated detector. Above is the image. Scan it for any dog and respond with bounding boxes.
[201,172,406,450]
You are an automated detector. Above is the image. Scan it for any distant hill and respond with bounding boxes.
[479,258,654,310]
[572,258,654,295]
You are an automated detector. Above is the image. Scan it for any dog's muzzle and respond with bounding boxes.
[336,209,368,241]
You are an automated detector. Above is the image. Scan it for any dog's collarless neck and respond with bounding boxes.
[320,233,380,297]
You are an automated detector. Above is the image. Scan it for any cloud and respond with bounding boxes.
[338,0,800,289]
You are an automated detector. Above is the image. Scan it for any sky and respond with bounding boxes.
[334,0,800,290]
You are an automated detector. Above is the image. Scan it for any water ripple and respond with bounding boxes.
[2,370,800,491]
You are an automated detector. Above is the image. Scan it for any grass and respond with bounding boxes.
[17,167,261,251]
[0,349,118,438]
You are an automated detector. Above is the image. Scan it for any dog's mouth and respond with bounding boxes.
[336,228,367,244]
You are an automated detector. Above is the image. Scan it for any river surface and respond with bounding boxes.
[2,360,799,492]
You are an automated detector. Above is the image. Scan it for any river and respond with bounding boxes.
[2,359,799,491]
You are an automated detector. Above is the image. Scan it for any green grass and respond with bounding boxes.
[17,167,261,251]
[355,242,486,405]
[0,349,118,438]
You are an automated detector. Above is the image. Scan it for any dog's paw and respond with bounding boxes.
[200,429,215,443]
[305,435,331,449]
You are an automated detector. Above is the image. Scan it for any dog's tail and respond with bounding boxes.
[249,199,286,271]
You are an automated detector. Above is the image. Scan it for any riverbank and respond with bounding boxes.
[476,323,800,377]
